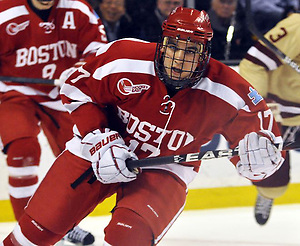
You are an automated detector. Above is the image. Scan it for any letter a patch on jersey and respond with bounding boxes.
[248,87,263,105]
[62,12,76,29]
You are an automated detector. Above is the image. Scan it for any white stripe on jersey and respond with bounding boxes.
[0,81,56,97]
[83,41,106,54]
[193,77,250,112]
[8,166,39,177]
[39,100,67,111]
[13,224,38,246]
[248,46,278,70]
[95,38,150,57]
[9,183,39,199]
[93,59,156,80]
[0,82,67,111]
[60,83,93,112]
[96,41,116,56]
[57,0,98,24]
[0,5,29,25]
[117,38,150,44]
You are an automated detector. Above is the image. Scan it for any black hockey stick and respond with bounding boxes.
[121,140,300,171]
[126,147,240,170]
[70,147,240,189]
[70,139,300,189]
[245,0,300,74]
[0,76,60,86]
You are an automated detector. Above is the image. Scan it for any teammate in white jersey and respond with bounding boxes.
[239,12,300,225]
[2,7,285,245]
[0,0,107,244]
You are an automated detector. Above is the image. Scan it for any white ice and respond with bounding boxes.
[1,204,299,246]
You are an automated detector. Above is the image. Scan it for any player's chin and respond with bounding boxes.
[39,0,54,5]
[170,72,190,81]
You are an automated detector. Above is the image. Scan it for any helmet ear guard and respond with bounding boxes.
[154,7,213,91]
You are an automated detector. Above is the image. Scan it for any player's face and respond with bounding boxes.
[163,38,201,80]
[31,0,55,10]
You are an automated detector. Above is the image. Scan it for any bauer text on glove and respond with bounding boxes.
[80,129,138,184]
[80,129,125,162]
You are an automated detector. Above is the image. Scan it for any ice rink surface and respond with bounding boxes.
[1,204,299,246]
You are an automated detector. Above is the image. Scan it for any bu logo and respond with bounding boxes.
[248,87,263,105]
[39,21,55,34]
[160,95,175,115]
[117,78,150,95]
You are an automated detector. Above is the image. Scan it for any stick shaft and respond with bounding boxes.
[126,140,296,170]
[70,141,298,189]
[0,76,60,86]
[126,148,239,170]
[70,148,239,189]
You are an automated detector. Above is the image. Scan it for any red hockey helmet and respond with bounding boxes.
[155,7,213,91]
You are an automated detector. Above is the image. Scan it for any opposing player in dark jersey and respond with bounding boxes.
[0,0,107,244]
[2,7,285,245]
[239,12,300,225]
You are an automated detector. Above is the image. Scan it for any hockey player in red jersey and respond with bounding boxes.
[0,0,107,244]
[2,7,285,246]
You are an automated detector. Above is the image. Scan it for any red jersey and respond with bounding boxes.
[0,0,107,111]
[61,38,282,185]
